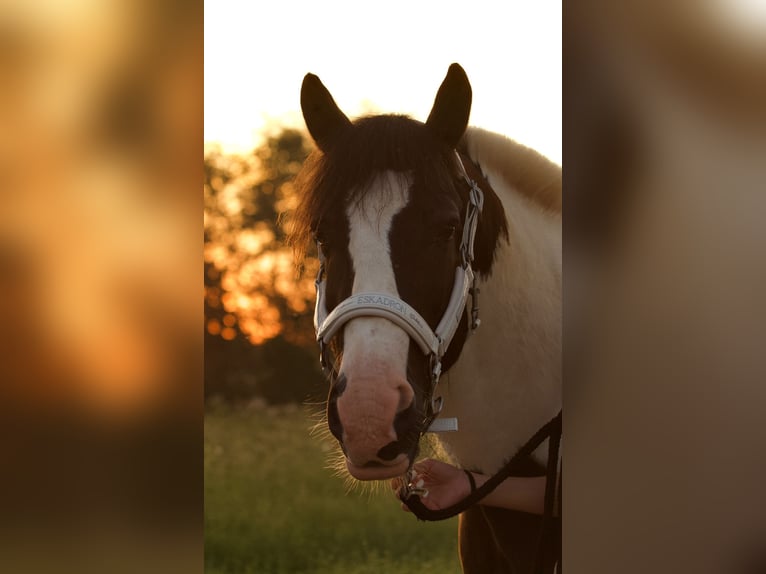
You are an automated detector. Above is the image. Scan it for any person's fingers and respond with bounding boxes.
[412,460,441,485]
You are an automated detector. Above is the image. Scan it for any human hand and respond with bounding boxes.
[391,458,475,512]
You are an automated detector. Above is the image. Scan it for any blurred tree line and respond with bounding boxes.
[204,127,325,405]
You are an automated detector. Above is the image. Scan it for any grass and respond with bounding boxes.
[205,404,461,574]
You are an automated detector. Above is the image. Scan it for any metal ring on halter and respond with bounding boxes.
[428,355,444,417]
[402,467,429,500]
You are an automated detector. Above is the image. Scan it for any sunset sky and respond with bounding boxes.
[204,0,561,165]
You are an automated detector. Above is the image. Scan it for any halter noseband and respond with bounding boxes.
[313,150,484,431]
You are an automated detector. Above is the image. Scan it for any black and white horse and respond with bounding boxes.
[292,64,561,573]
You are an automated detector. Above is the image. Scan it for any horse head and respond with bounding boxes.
[294,64,507,481]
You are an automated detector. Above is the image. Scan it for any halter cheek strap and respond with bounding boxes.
[313,150,484,429]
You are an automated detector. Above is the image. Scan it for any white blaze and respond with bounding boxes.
[342,171,411,380]
[334,170,414,475]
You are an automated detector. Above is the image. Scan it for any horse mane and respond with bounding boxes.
[460,127,562,214]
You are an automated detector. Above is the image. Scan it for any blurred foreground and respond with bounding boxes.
[566,1,766,573]
[0,1,202,572]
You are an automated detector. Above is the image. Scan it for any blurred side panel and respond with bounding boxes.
[0,0,203,572]
[564,1,766,573]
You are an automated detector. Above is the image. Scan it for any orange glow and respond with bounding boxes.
[221,272,237,293]
[221,327,237,341]
[207,319,222,335]
[204,145,318,347]
[235,293,252,310]
[205,288,221,309]
[0,0,202,417]
[237,225,274,254]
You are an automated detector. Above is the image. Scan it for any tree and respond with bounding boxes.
[204,128,324,404]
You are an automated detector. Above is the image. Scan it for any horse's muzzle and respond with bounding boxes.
[328,369,417,480]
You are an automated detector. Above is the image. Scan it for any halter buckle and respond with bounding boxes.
[468,179,484,211]
[429,355,444,416]
[430,355,442,384]
[469,283,481,331]
[431,395,444,416]
[318,340,329,374]
[459,180,484,268]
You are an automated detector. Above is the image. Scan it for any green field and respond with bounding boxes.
[205,404,461,574]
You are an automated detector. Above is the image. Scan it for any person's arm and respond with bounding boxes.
[471,471,546,515]
[394,458,548,515]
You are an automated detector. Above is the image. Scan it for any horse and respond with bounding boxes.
[291,64,561,573]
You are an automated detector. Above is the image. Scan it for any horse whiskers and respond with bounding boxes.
[323,444,388,500]
[305,400,409,498]
[305,402,350,480]
[302,398,327,408]
[308,418,335,447]
[325,448,348,477]
[303,402,329,433]
[339,471,394,499]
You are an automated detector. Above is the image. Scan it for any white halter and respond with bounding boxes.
[313,151,484,431]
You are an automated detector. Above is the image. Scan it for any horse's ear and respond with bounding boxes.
[426,63,472,148]
[301,73,352,151]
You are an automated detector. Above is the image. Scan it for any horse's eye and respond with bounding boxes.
[437,224,457,242]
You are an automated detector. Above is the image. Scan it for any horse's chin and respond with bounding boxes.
[345,457,410,481]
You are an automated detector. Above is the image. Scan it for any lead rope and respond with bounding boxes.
[400,410,562,574]
[535,411,562,574]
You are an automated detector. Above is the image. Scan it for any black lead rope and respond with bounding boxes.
[400,410,562,573]
[535,411,562,574]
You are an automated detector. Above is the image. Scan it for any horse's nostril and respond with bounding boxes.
[393,402,419,439]
[327,373,347,442]
[377,440,403,461]
[333,373,347,396]
[327,402,343,444]
[327,403,343,442]
[376,404,421,462]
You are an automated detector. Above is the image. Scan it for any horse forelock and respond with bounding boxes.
[290,115,458,264]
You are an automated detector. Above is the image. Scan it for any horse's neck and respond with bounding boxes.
[437,170,561,474]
